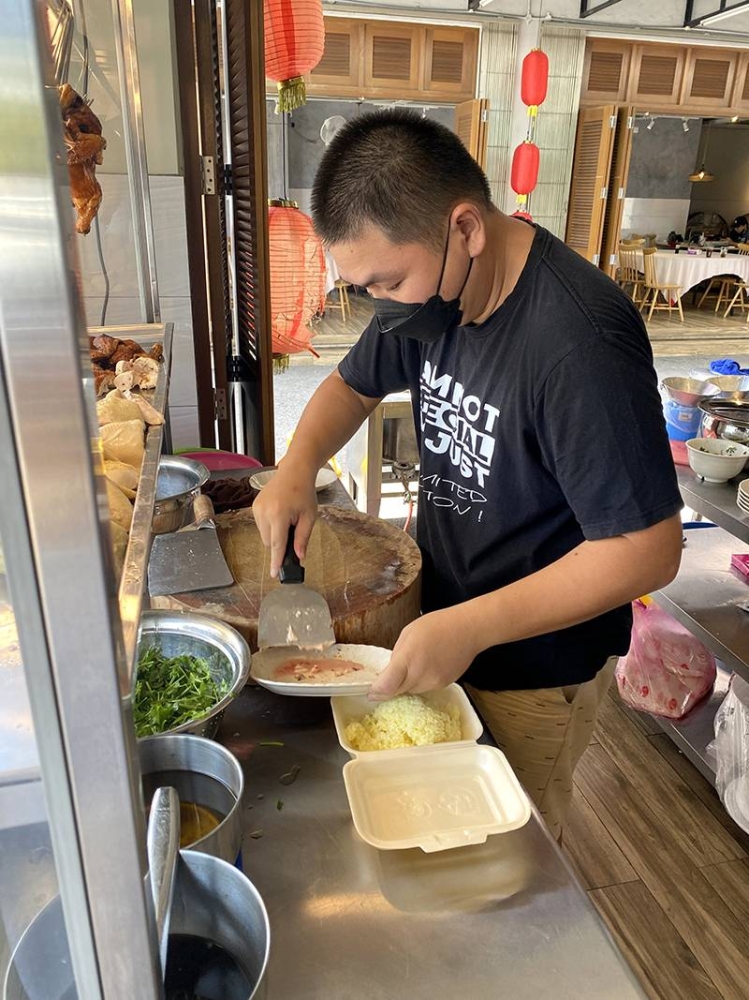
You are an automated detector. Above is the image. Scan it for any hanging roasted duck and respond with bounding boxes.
[59,83,106,234]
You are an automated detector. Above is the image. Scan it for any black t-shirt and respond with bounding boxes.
[338,226,682,691]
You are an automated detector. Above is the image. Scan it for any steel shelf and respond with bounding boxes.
[678,465,749,544]
[653,525,749,683]
[650,664,731,784]
[89,323,173,679]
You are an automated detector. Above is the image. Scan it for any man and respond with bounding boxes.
[254,111,683,839]
[729,215,748,245]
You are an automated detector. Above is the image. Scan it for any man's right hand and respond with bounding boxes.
[253,462,318,578]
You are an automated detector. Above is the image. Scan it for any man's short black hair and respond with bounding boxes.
[311,109,494,250]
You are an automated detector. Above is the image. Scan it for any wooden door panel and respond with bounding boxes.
[565,105,617,264]
[583,41,631,103]
[600,105,635,278]
[424,27,479,102]
[629,45,685,106]
[682,48,738,108]
[365,23,422,94]
[454,98,488,168]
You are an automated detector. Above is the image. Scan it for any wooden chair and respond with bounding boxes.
[699,245,749,315]
[328,279,351,322]
[640,247,684,322]
[697,276,736,311]
[617,243,644,305]
[723,247,749,317]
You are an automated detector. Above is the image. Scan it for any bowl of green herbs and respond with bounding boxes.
[133,611,250,738]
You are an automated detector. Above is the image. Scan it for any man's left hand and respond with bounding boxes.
[368,607,479,701]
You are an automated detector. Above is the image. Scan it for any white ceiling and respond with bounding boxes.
[324,0,749,36]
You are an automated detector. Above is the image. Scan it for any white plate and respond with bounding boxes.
[250,466,338,493]
[251,643,391,697]
[723,777,749,835]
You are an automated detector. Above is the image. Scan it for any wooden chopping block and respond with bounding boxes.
[152,506,422,651]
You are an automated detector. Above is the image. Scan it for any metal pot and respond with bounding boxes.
[139,733,244,863]
[3,853,269,1000]
[700,399,749,446]
[136,611,250,738]
[152,455,209,534]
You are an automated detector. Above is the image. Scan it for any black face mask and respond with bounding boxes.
[372,227,473,343]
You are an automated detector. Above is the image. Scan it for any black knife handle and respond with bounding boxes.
[279,525,305,584]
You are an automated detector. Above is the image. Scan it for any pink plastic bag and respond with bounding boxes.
[616,599,716,720]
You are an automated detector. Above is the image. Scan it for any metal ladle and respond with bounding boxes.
[146,786,180,978]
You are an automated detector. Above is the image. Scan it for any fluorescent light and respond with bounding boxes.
[700,4,749,25]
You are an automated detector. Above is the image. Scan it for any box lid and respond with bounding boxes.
[342,743,531,853]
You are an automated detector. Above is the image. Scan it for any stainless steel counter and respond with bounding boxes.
[218,687,646,1000]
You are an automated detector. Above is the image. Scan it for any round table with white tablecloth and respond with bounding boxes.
[635,250,749,299]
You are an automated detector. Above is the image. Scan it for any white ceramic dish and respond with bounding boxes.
[250,643,390,697]
[723,776,749,836]
[250,466,338,493]
[342,743,531,852]
[331,684,484,757]
[686,438,749,484]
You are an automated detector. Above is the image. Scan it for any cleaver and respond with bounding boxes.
[257,524,335,651]
[148,494,234,596]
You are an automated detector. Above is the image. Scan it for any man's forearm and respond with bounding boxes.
[283,369,381,472]
[458,515,683,657]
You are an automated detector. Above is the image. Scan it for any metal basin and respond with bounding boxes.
[139,733,244,863]
[382,415,419,465]
[136,610,250,738]
[4,853,269,1000]
[153,455,209,534]
[661,377,721,407]
[708,375,749,394]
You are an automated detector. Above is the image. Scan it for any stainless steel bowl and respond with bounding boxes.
[707,375,749,394]
[136,610,250,738]
[152,455,210,534]
[661,377,721,407]
[139,733,244,863]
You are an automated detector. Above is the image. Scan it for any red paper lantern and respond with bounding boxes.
[268,201,325,358]
[265,0,325,112]
[511,142,540,199]
[521,49,549,111]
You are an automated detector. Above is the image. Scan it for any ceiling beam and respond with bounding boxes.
[684,0,749,26]
[580,0,626,17]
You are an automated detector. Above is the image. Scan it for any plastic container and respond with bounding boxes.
[332,684,483,755]
[331,685,531,852]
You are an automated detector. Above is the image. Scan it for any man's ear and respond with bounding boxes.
[451,202,486,258]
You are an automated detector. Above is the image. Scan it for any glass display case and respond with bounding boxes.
[0,1,167,995]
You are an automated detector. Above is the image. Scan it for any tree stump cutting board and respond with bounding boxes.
[152,507,422,651]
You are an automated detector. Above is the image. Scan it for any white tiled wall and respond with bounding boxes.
[79,175,199,448]
[621,198,691,242]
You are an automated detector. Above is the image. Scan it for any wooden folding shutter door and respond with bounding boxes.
[600,105,635,278]
[173,0,275,462]
[454,99,489,169]
[221,0,275,464]
[564,105,617,264]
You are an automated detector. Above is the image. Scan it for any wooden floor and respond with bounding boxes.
[307,292,748,365]
[564,688,749,1000]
